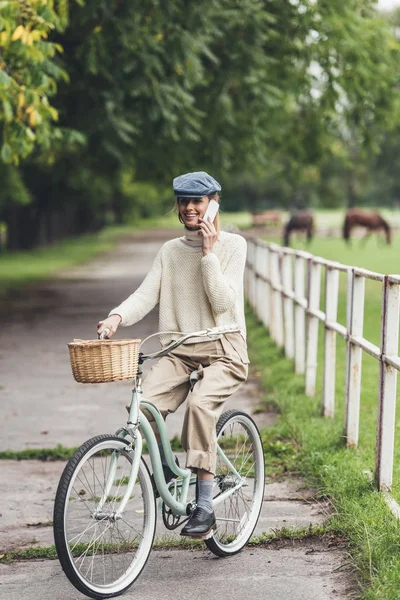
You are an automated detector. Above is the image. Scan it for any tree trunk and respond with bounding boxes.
[5,204,37,250]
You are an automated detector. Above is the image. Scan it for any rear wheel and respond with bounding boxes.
[53,435,156,599]
[205,410,265,557]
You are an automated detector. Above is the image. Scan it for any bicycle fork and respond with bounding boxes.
[93,386,143,521]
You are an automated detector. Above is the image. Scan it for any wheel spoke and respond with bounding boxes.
[54,437,156,595]
[207,412,264,556]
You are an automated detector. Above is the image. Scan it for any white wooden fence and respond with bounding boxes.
[245,236,400,515]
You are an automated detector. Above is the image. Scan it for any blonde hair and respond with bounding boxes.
[176,193,220,234]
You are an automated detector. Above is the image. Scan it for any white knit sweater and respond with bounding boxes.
[109,230,247,345]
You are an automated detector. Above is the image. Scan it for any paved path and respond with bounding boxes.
[0,230,353,599]
[0,544,349,600]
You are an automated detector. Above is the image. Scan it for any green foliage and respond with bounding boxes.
[0,0,73,164]
[2,1,400,246]
[0,161,31,206]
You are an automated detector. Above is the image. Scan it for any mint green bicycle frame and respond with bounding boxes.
[95,325,244,521]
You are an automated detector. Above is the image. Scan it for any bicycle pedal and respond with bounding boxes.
[201,528,216,540]
[181,524,216,540]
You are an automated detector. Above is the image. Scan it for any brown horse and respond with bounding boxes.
[251,209,282,228]
[283,210,314,247]
[343,209,391,245]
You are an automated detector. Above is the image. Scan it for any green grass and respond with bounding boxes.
[0,437,183,461]
[0,228,125,296]
[0,445,78,461]
[267,228,400,275]
[0,524,330,564]
[247,297,400,599]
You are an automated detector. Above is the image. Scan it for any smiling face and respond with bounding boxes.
[177,196,210,230]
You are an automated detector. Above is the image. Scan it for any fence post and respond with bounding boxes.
[344,268,352,433]
[268,247,275,339]
[260,244,270,329]
[294,255,306,375]
[322,267,339,417]
[376,277,400,491]
[247,239,255,309]
[255,241,264,321]
[245,238,251,302]
[345,271,365,447]
[305,259,321,396]
[271,249,284,348]
[282,253,294,360]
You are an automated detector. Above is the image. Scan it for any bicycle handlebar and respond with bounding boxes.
[140,323,241,361]
[97,324,241,361]
[98,329,110,341]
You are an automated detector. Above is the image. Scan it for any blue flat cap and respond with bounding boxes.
[173,171,221,198]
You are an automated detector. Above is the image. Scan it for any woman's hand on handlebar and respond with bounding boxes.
[97,314,122,339]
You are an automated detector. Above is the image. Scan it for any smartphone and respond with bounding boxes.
[203,199,219,223]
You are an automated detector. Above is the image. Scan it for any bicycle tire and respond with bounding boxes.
[53,434,156,599]
[205,410,265,557]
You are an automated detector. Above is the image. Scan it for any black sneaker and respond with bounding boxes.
[151,456,180,498]
[180,507,216,539]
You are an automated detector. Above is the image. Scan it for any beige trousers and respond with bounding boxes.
[142,333,249,474]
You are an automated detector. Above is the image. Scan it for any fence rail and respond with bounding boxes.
[245,237,400,514]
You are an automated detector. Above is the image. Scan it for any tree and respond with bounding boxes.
[2,0,400,248]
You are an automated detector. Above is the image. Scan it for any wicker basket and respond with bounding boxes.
[68,338,141,383]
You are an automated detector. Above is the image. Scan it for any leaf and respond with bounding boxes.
[29,110,40,127]
[48,106,58,121]
[0,69,10,88]
[25,128,35,141]
[0,143,12,163]
[11,25,24,42]
[2,98,12,122]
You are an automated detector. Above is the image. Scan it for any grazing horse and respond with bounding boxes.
[343,208,391,245]
[283,210,314,247]
[251,210,282,228]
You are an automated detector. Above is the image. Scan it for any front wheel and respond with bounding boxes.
[205,410,265,557]
[53,434,156,599]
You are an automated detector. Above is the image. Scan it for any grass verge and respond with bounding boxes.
[0,437,183,461]
[0,227,124,297]
[0,445,78,461]
[246,307,400,600]
[0,524,330,564]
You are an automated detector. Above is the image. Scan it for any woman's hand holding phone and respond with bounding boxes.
[199,199,219,256]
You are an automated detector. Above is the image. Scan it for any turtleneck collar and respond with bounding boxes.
[181,226,203,248]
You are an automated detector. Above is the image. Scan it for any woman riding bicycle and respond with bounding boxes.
[97,171,249,539]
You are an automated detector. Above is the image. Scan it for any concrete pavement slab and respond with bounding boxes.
[0,458,326,552]
[0,544,350,600]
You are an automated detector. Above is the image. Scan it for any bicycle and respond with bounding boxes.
[53,324,265,599]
